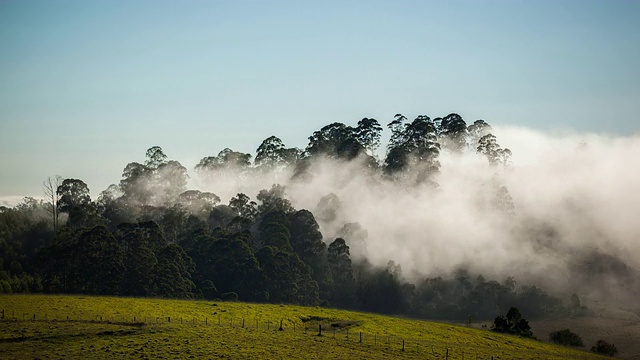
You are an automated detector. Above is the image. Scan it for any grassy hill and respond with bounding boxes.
[0,294,607,359]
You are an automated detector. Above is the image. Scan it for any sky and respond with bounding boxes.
[1,0,639,202]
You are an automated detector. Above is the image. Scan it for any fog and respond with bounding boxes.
[192,126,640,301]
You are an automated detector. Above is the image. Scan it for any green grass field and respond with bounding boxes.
[0,294,608,359]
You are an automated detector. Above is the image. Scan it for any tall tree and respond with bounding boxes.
[43,175,62,231]
[477,134,512,166]
[288,210,331,301]
[327,238,356,309]
[145,146,168,168]
[384,115,441,178]
[195,148,252,174]
[57,179,99,228]
[256,245,319,305]
[355,118,383,156]
[256,184,294,216]
[439,113,468,152]
[255,136,301,169]
[154,243,196,298]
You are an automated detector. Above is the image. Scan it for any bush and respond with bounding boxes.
[221,292,239,301]
[549,329,584,347]
[591,339,617,356]
[492,307,533,338]
[0,280,12,294]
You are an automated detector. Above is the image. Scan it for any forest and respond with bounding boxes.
[0,113,608,321]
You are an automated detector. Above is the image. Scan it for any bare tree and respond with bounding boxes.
[43,175,62,231]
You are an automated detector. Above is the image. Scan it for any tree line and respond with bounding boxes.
[1,113,576,321]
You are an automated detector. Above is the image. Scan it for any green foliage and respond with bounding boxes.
[591,339,617,356]
[549,329,584,347]
[255,136,300,168]
[195,148,252,174]
[384,114,440,178]
[327,238,356,309]
[256,245,319,306]
[492,307,533,338]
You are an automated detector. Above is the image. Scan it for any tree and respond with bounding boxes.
[178,190,220,218]
[550,329,584,347]
[306,122,364,160]
[195,148,252,174]
[145,146,168,168]
[439,113,468,152]
[229,193,258,220]
[384,115,441,178]
[591,340,617,356]
[120,161,152,205]
[114,222,159,296]
[327,238,356,309]
[258,210,293,252]
[43,175,62,231]
[477,134,511,166]
[467,120,492,148]
[355,118,383,156]
[153,160,189,204]
[73,225,125,294]
[256,245,319,305]
[255,136,301,169]
[206,233,262,300]
[492,307,532,338]
[154,243,196,298]
[355,260,404,314]
[57,179,100,228]
[57,179,91,214]
[288,210,331,301]
[256,184,294,216]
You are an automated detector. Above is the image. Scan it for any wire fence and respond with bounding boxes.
[0,309,601,359]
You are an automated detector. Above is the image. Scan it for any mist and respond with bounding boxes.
[190,126,640,302]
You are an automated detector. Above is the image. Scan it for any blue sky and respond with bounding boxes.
[1,0,639,200]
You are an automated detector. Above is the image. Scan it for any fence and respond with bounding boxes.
[0,308,600,359]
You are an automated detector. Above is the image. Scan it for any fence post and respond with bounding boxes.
[402,339,405,352]
[359,332,362,343]
[242,318,245,328]
[318,324,322,336]
[446,348,449,360]
[279,320,283,331]
[168,316,170,323]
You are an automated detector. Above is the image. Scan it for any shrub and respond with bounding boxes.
[549,329,584,347]
[492,307,533,338]
[222,292,239,301]
[0,280,11,294]
[591,339,617,356]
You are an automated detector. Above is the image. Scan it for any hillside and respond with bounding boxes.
[0,295,607,359]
